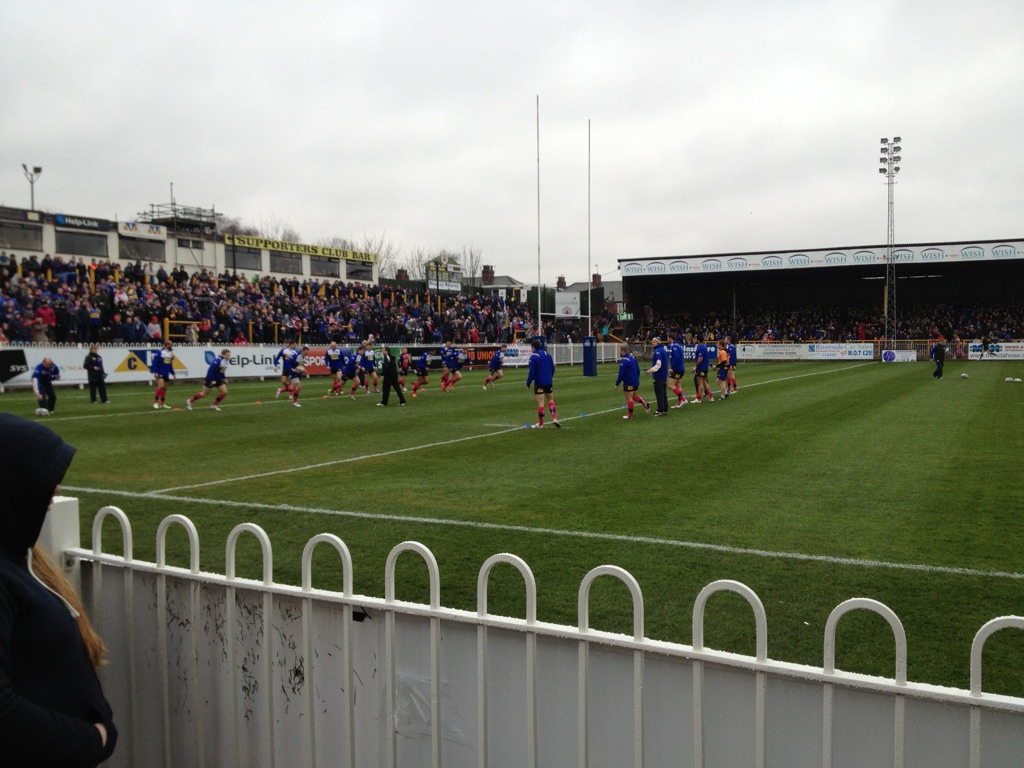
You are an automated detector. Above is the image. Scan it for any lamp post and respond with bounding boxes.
[21,164,42,210]
[879,137,901,348]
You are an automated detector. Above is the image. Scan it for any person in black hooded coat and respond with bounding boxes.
[0,413,118,767]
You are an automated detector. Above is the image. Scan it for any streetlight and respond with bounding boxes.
[21,164,42,210]
[879,137,902,348]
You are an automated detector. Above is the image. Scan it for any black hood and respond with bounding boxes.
[0,413,76,561]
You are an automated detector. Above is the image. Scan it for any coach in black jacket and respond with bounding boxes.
[378,347,407,407]
[84,344,109,404]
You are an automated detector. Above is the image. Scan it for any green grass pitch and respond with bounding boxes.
[4,358,1023,694]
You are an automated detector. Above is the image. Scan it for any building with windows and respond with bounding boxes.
[618,239,1024,326]
[0,203,379,282]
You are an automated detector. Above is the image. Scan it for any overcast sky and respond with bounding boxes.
[3,0,1021,284]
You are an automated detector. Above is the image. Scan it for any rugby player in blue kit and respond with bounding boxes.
[526,339,560,428]
[187,349,232,411]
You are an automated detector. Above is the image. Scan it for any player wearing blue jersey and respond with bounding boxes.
[483,344,507,389]
[439,341,464,391]
[287,345,309,407]
[715,341,731,399]
[324,341,346,396]
[726,336,738,393]
[448,346,465,390]
[340,350,361,399]
[274,341,299,399]
[439,342,454,391]
[645,337,670,415]
[668,334,688,408]
[410,350,432,398]
[399,348,411,391]
[440,342,465,391]
[360,341,380,394]
[151,340,176,410]
[526,340,560,428]
[348,345,366,395]
[32,358,60,416]
[691,335,715,403]
[187,350,232,411]
[614,345,649,419]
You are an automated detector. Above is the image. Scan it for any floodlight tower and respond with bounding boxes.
[879,137,901,348]
[21,164,42,210]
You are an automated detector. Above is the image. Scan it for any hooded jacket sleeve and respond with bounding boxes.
[0,414,116,767]
[0,573,116,767]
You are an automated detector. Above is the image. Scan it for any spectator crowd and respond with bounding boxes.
[635,301,1024,346]
[0,254,537,346]
[2,252,1020,348]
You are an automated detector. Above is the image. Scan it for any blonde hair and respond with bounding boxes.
[31,544,108,667]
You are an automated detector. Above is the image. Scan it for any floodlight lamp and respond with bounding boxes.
[893,156,901,162]
[880,138,889,144]
[894,166,900,173]
[881,147,888,153]
[879,168,886,174]
[33,166,42,174]
[893,146,901,153]
[894,136,902,143]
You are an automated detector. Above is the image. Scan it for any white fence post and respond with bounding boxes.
[39,496,81,590]
[49,502,1024,768]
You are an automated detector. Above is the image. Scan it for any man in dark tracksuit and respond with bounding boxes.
[646,337,670,415]
[930,339,946,379]
[378,347,407,406]
[84,344,109,404]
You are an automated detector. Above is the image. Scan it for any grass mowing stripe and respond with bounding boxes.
[732,361,875,388]
[38,362,868,425]
[149,404,625,494]
[62,484,1024,580]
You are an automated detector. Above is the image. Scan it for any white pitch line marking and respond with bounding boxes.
[732,361,875,389]
[61,484,1024,581]
[144,364,868,494]
[148,405,623,494]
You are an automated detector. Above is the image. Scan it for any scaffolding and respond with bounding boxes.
[136,201,219,236]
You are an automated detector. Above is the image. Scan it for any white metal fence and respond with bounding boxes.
[42,498,1024,768]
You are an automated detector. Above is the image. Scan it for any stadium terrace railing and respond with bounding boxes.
[40,498,1024,768]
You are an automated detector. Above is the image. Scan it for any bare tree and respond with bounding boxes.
[461,244,482,289]
[360,233,400,279]
[317,236,357,250]
[400,247,431,281]
[257,213,300,242]
[216,215,260,236]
